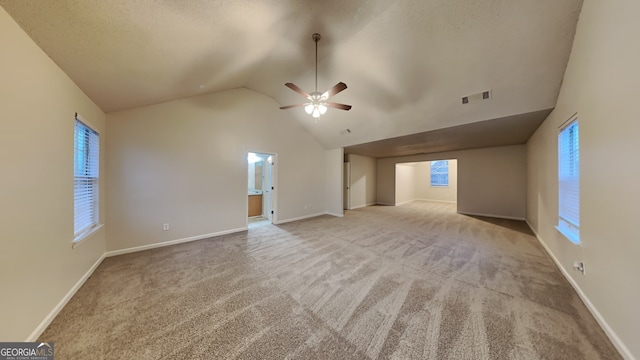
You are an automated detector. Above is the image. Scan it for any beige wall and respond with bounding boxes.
[347,154,377,209]
[378,145,526,219]
[0,8,106,341]
[325,148,344,217]
[457,146,526,219]
[415,160,458,203]
[527,0,639,358]
[395,164,417,205]
[105,88,331,252]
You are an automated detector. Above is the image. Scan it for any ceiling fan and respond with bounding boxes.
[280,33,352,119]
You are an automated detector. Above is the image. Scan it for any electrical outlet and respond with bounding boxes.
[163,223,169,231]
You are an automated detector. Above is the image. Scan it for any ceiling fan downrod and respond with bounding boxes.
[313,33,320,93]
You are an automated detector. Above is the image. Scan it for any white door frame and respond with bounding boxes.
[246,151,277,226]
[264,154,276,223]
[343,162,351,210]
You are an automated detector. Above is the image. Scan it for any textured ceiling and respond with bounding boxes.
[344,109,552,158]
[1,0,583,153]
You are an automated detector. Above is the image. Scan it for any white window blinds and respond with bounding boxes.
[558,119,580,243]
[430,160,449,186]
[74,117,99,238]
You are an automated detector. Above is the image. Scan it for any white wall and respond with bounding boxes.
[347,154,377,209]
[105,88,331,252]
[415,160,458,203]
[0,8,106,341]
[527,1,640,358]
[378,145,526,219]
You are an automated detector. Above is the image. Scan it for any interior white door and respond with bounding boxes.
[343,162,351,210]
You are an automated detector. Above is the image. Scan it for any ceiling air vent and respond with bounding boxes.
[462,90,492,104]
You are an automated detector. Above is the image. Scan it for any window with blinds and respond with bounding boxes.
[430,160,449,186]
[557,119,580,244]
[74,117,99,240]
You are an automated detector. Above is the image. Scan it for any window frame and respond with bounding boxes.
[73,114,102,245]
[556,117,580,244]
[430,160,449,187]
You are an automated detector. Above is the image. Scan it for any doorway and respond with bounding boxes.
[395,159,458,207]
[247,152,276,227]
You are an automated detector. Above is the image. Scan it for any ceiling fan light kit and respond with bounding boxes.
[305,97,328,118]
[280,33,352,121]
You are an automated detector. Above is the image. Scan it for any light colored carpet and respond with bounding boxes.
[40,201,620,359]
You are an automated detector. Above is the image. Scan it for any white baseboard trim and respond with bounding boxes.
[395,199,416,206]
[416,198,457,204]
[275,212,326,225]
[375,202,394,206]
[325,211,344,218]
[525,221,635,360]
[26,253,106,342]
[105,227,247,257]
[346,202,375,210]
[457,211,525,221]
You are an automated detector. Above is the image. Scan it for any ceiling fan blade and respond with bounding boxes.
[285,83,310,99]
[326,102,352,111]
[322,82,348,98]
[279,103,306,110]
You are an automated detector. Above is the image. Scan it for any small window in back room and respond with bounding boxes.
[74,115,100,242]
[430,160,449,186]
[557,118,580,244]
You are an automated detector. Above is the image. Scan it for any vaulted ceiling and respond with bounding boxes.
[1,0,583,157]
